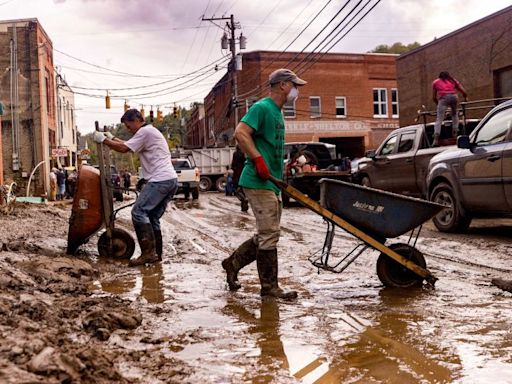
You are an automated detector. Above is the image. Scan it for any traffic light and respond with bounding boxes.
[149,109,154,122]
[157,109,163,122]
[173,105,178,119]
[105,94,111,109]
[124,101,130,112]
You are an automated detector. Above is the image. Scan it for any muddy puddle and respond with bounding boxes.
[1,196,512,383]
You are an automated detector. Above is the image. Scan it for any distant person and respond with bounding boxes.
[49,168,57,201]
[123,170,131,192]
[222,68,307,300]
[432,71,468,146]
[231,145,249,212]
[67,169,78,197]
[224,166,235,196]
[93,109,178,267]
[56,168,66,200]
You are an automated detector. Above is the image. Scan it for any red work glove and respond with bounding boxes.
[253,156,270,180]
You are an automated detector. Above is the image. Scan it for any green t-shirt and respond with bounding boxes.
[239,97,285,194]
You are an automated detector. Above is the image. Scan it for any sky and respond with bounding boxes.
[1,0,511,133]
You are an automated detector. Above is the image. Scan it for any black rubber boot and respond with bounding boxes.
[129,222,159,267]
[154,230,163,261]
[257,249,297,300]
[222,238,258,291]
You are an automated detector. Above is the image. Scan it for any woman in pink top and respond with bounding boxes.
[432,71,467,146]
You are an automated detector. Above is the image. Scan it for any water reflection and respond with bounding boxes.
[98,262,165,304]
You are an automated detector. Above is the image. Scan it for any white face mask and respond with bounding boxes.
[286,86,299,103]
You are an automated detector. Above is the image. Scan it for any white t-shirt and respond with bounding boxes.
[125,124,177,182]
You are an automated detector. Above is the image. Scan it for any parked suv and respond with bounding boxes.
[172,157,200,200]
[427,100,512,232]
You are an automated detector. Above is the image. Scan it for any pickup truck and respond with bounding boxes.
[427,100,512,232]
[172,157,200,200]
[353,120,480,198]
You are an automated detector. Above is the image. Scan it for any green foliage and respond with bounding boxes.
[369,42,421,54]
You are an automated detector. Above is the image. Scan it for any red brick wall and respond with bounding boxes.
[397,6,512,126]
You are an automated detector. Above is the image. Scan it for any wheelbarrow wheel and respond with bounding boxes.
[98,228,135,259]
[376,243,426,288]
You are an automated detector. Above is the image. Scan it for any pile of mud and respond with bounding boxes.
[0,203,190,383]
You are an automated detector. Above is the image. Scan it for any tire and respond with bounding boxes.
[216,176,227,192]
[376,243,426,288]
[361,176,371,187]
[430,182,471,232]
[199,176,212,192]
[97,228,135,259]
[192,187,199,200]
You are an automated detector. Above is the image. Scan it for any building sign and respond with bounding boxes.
[51,148,68,157]
[79,149,91,160]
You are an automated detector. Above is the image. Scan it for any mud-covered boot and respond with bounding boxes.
[491,278,512,293]
[257,249,297,300]
[222,238,258,291]
[129,223,159,267]
[154,230,163,261]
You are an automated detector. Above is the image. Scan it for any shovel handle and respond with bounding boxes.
[268,175,288,189]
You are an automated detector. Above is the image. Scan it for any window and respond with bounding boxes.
[380,135,397,156]
[335,97,346,118]
[473,107,512,146]
[283,99,296,118]
[310,96,321,118]
[373,88,388,117]
[397,132,415,153]
[391,89,399,117]
[494,66,512,98]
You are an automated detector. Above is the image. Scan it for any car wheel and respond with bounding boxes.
[430,182,471,232]
[216,177,227,192]
[361,176,371,187]
[199,176,212,192]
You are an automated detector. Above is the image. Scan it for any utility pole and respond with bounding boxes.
[202,14,246,141]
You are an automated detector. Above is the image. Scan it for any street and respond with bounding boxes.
[1,193,512,383]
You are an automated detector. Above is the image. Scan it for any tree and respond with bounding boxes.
[369,42,421,54]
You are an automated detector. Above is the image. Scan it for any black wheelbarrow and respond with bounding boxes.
[270,176,444,288]
[67,122,136,258]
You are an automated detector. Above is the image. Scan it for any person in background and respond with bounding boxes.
[432,71,468,146]
[224,166,235,196]
[93,109,178,267]
[222,68,307,300]
[67,169,78,198]
[231,145,249,212]
[56,168,66,200]
[123,170,131,193]
[49,168,57,201]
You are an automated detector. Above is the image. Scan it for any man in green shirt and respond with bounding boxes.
[222,68,307,300]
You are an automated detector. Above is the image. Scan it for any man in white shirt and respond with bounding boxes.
[93,109,178,266]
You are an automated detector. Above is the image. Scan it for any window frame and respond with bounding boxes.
[309,96,321,118]
[283,99,296,119]
[391,88,399,118]
[335,96,347,118]
[373,88,388,118]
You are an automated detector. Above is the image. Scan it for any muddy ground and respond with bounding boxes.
[0,193,511,383]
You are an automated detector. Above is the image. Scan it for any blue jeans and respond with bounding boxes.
[132,179,178,231]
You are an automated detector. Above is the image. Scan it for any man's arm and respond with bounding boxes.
[103,138,131,153]
[234,122,258,159]
[455,81,468,100]
[432,85,438,104]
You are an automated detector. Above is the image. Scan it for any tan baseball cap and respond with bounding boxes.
[269,68,307,86]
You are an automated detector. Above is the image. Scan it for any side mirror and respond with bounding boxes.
[365,149,376,159]
[457,135,471,149]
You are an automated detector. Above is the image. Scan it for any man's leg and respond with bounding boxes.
[244,188,297,300]
[433,98,448,146]
[148,179,178,261]
[447,95,459,137]
[222,236,258,290]
[130,179,176,266]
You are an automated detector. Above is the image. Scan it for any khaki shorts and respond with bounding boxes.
[243,188,282,250]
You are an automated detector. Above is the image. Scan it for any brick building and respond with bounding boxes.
[188,50,399,157]
[397,5,512,126]
[0,18,57,196]
[184,103,206,147]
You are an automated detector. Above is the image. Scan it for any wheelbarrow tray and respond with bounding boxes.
[319,179,444,239]
[67,165,103,254]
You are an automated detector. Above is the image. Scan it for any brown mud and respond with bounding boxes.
[1,196,512,383]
